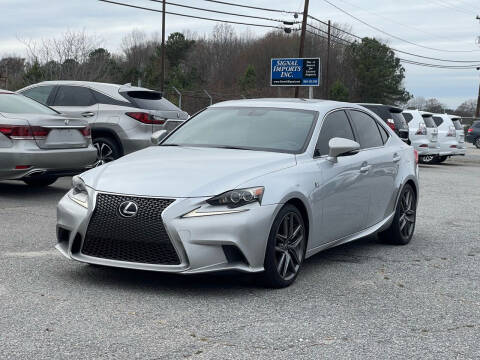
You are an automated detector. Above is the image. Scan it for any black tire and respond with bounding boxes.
[261,204,307,288]
[475,137,480,149]
[23,176,58,187]
[436,156,448,163]
[379,184,417,245]
[92,136,121,167]
[419,155,436,164]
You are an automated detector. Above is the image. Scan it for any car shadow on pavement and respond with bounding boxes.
[58,235,383,294]
[0,181,67,199]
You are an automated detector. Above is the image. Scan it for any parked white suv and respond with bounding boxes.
[431,113,462,163]
[18,81,189,166]
[403,110,439,163]
[449,115,467,156]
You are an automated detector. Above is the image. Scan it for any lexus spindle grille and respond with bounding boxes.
[81,193,180,265]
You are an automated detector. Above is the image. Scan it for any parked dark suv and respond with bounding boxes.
[466,120,480,148]
[359,104,410,143]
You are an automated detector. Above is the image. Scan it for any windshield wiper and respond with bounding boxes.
[213,145,251,150]
[161,143,180,146]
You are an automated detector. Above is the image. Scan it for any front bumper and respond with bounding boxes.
[56,190,280,274]
[0,141,97,180]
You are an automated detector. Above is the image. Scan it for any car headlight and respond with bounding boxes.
[206,187,264,208]
[67,176,89,208]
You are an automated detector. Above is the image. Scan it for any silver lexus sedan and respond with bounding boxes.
[56,99,419,287]
[0,91,96,186]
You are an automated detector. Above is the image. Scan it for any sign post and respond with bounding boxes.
[271,58,320,99]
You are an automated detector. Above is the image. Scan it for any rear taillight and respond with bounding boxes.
[414,149,418,164]
[386,118,395,130]
[446,126,456,137]
[80,126,91,138]
[0,125,50,139]
[468,128,473,133]
[416,123,427,135]
[126,112,166,125]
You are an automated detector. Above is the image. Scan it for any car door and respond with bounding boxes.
[50,85,99,123]
[348,109,398,228]
[313,110,371,244]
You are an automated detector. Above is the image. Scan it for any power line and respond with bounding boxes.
[428,0,472,15]
[98,0,284,29]
[146,0,299,24]
[319,0,480,53]
[199,0,298,14]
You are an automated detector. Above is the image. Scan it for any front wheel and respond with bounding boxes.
[261,204,307,288]
[379,184,417,245]
[92,137,121,167]
[436,156,448,163]
[23,177,58,187]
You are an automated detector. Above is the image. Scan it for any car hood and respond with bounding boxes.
[81,146,296,197]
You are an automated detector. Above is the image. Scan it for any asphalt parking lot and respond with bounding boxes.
[1,146,479,360]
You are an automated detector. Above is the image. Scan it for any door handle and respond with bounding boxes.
[393,153,401,162]
[359,165,371,173]
[81,112,95,118]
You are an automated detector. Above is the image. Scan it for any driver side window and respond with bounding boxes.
[315,110,355,156]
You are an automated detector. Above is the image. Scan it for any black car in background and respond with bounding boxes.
[466,120,480,148]
[359,104,410,143]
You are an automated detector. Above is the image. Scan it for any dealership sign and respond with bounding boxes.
[271,58,320,86]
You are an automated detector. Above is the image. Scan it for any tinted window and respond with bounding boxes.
[452,120,463,130]
[120,91,179,111]
[163,107,315,153]
[474,121,480,128]
[391,112,408,129]
[20,85,54,105]
[315,110,355,156]
[403,113,413,123]
[362,105,389,121]
[349,110,384,149]
[92,90,131,106]
[53,86,96,106]
[0,94,58,114]
[433,116,443,126]
[377,124,390,144]
[423,116,436,128]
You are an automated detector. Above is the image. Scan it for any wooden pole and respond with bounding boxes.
[325,20,331,99]
[160,0,166,92]
[294,0,309,98]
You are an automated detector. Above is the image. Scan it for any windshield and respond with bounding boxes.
[452,119,463,130]
[422,116,436,128]
[391,112,408,129]
[162,107,316,153]
[0,94,58,115]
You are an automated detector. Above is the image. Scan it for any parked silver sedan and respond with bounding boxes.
[0,91,96,186]
[56,99,419,287]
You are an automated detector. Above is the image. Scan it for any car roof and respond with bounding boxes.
[357,103,403,113]
[211,98,367,113]
[0,89,14,94]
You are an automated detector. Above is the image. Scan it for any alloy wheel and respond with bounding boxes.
[93,142,115,167]
[274,212,305,281]
[421,155,435,163]
[398,187,416,239]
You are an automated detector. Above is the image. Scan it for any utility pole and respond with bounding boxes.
[325,20,331,99]
[160,0,166,93]
[294,0,309,98]
[476,67,480,118]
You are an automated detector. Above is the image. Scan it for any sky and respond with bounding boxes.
[1,0,479,108]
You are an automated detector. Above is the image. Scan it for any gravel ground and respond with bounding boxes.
[1,146,479,359]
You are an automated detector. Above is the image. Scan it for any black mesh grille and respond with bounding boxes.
[82,193,180,265]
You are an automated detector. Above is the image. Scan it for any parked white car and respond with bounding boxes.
[431,113,462,163]
[449,115,467,156]
[403,110,439,163]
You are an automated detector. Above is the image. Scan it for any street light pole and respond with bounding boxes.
[160,0,166,93]
[294,0,310,98]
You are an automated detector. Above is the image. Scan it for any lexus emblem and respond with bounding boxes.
[64,119,70,126]
[118,201,138,218]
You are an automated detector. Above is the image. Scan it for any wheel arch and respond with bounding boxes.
[91,127,124,156]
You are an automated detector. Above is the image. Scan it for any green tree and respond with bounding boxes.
[348,38,411,104]
[329,80,349,101]
[239,64,256,92]
[23,61,44,85]
[165,32,195,68]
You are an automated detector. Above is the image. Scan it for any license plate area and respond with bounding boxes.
[45,129,86,148]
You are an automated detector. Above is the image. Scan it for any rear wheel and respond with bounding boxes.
[475,138,480,149]
[23,177,58,187]
[419,155,436,164]
[92,137,121,167]
[379,184,416,245]
[261,204,307,288]
[436,156,448,163]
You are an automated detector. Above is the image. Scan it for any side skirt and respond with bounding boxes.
[305,212,395,259]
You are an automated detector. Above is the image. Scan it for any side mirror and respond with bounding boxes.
[151,130,168,145]
[327,137,360,163]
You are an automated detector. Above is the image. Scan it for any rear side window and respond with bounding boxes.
[315,110,355,156]
[423,116,436,128]
[403,113,413,123]
[53,86,96,107]
[377,124,390,144]
[433,116,443,126]
[91,90,131,107]
[20,85,55,105]
[120,91,179,111]
[349,110,384,149]
[452,120,463,130]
